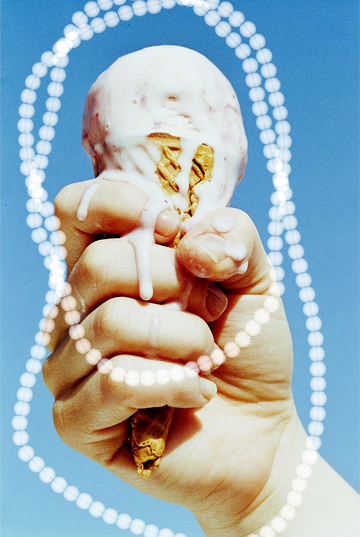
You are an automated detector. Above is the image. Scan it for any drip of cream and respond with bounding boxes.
[77,183,100,221]
[211,216,236,233]
[99,170,171,301]
[164,258,195,311]
[223,242,247,262]
[121,198,165,301]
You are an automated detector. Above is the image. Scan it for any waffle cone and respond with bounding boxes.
[129,134,214,478]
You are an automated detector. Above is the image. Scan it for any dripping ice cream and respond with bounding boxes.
[81,45,248,478]
[82,45,248,302]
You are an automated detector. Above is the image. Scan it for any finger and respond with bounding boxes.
[43,297,214,399]
[178,208,273,294]
[46,241,228,351]
[52,353,216,464]
[54,178,181,273]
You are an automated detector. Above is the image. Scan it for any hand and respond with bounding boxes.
[42,177,359,537]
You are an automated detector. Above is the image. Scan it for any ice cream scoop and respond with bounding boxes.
[81,45,248,477]
[82,45,247,301]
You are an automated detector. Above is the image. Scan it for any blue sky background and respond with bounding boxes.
[1,1,359,536]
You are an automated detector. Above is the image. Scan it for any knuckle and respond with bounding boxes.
[52,400,75,447]
[92,297,133,343]
[42,355,54,394]
[42,353,66,399]
[52,400,65,436]
[54,184,75,220]
[78,242,104,284]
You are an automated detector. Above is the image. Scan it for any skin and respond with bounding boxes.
[43,178,359,537]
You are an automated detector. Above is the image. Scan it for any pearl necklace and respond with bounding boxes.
[15,1,325,536]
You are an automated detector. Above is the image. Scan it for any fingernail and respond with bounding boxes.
[192,234,226,264]
[199,246,222,263]
[200,377,217,400]
[156,209,180,237]
[206,282,228,317]
[191,234,247,264]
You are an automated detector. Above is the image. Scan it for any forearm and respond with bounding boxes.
[193,416,360,537]
[290,453,360,537]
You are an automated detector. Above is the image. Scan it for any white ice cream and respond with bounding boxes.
[81,45,248,301]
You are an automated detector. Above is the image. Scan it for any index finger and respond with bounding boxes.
[55,178,181,274]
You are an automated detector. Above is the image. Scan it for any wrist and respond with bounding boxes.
[191,412,305,536]
[192,413,360,537]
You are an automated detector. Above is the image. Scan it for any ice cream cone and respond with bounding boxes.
[129,406,175,478]
[129,136,214,478]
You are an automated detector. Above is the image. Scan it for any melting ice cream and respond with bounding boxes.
[81,45,248,301]
[81,46,248,478]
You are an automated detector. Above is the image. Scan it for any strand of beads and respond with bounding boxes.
[15,2,325,536]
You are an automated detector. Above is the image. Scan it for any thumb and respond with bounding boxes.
[177,208,273,294]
